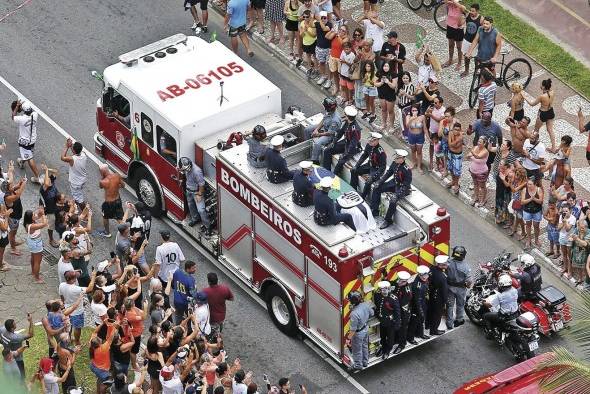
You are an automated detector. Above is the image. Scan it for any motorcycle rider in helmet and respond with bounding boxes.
[345,291,373,371]
[178,157,212,235]
[246,125,268,168]
[304,97,343,165]
[510,253,542,302]
[446,246,472,329]
[483,274,519,338]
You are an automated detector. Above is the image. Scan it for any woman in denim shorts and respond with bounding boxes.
[23,208,47,284]
[521,178,544,250]
[360,61,378,123]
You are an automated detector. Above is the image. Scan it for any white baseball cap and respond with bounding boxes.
[299,160,313,170]
[319,10,328,17]
[397,271,411,281]
[270,135,284,147]
[344,105,358,117]
[435,255,449,265]
[319,177,333,188]
[20,100,33,112]
[96,260,109,272]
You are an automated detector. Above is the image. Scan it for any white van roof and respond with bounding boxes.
[103,35,281,136]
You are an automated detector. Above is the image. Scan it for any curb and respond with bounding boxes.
[208,4,584,293]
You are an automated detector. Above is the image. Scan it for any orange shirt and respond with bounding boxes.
[330,36,343,59]
[93,342,111,370]
[126,308,144,338]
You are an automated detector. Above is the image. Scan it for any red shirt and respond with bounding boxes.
[202,284,234,324]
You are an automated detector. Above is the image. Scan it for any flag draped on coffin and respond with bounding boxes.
[308,165,354,199]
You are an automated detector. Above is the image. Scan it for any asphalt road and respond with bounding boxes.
[0,1,583,393]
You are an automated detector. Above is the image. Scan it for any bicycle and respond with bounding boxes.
[406,0,442,12]
[433,0,448,31]
[467,43,532,109]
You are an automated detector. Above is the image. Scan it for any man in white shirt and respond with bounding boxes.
[415,45,437,86]
[159,365,184,394]
[521,130,546,183]
[361,11,384,60]
[59,270,97,345]
[155,229,185,285]
[11,99,40,183]
[60,138,88,205]
[57,248,75,285]
[193,292,212,336]
[90,289,108,326]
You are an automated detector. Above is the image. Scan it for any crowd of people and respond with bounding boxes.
[0,100,308,393]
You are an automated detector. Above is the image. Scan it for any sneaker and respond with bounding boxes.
[191,21,203,30]
[316,76,326,85]
[201,26,208,33]
[311,70,320,80]
[96,229,112,238]
[306,69,313,78]
[323,79,332,89]
[295,58,303,68]
[16,158,24,169]
[30,176,40,184]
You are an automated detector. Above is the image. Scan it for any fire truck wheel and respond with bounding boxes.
[265,285,298,336]
[133,167,163,217]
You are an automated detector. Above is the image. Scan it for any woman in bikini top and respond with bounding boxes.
[526,78,557,152]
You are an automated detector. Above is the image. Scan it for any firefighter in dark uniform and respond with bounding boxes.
[408,265,431,344]
[373,281,400,360]
[370,149,412,229]
[511,253,542,302]
[266,135,295,184]
[350,132,387,199]
[322,105,362,176]
[313,177,356,231]
[292,161,315,207]
[428,255,450,335]
[392,271,412,354]
[246,125,268,168]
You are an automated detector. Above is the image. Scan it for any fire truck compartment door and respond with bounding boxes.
[306,259,341,354]
[219,188,254,280]
[254,216,305,299]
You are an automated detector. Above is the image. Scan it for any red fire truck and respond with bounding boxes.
[94,34,452,367]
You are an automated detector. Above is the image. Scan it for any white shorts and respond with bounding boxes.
[70,182,86,204]
[19,146,34,161]
[462,39,477,56]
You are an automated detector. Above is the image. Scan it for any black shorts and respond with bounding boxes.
[184,0,199,9]
[539,107,555,122]
[586,150,590,161]
[229,24,246,37]
[302,42,316,54]
[251,0,265,9]
[132,336,142,354]
[199,0,209,10]
[285,19,298,32]
[102,198,124,220]
[513,108,525,121]
[446,26,465,42]
[0,236,8,248]
[331,0,340,5]
[366,0,378,4]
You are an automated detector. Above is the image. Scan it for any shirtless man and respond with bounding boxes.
[506,116,530,156]
[98,164,124,238]
[54,332,79,393]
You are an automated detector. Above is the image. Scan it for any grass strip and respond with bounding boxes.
[472,0,590,98]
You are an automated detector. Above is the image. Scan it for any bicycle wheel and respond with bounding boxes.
[407,0,423,10]
[423,0,435,9]
[503,58,532,89]
[433,2,447,31]
[468,70,480,109]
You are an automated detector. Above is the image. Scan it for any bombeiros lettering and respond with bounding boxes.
[221,168,302,245]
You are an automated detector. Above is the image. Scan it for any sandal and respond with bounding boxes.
[507,230,515,237]
[545,251,554,257]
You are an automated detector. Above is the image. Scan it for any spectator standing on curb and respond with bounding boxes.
[0,313,34,380]
[39,164,60,248]
[467,112,502,171]
[339,42,356,106]
[441,0,465,71]
[11,99,40,183]
[265,0,285,45]
[477,70,497,119]
[61,138,88,207]
[155,229,186,286]
[375,61,398,134]
[0,204,10,272]
[314,11,332,87]
[4,172,26,257]
[225,0,254,57]
[447,122,464,194]
[558,204,576,279]
[361,11,385,63]
[577,106,590,165]
[380,31,406,75]
[170,260,198,324]
[184,0,209,32]
[353,39,375,113]
[299,10,318,79]
[425,96,445,171]
[467,136,489,208]
[459,2,483,77]
[97,164,124,238]
[506,116,530,157]
[326,24,348,94]
[23,206,48,284]
[284,0,301,61]
[571,219,590,285]
[521,178,544,250]
[508,166,527,239]
[521,130,546,183]
[203,272,234,334]
[544,197,560,259]
[247,0,265,35]
[491,140,515,224]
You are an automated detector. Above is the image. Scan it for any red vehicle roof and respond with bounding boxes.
[454,353,555,394]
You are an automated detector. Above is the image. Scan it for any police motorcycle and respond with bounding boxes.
[516,254,572,336]
[465,254,540,361]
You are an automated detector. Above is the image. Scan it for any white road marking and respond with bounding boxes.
[0,74,370,394]
[0,0,33,23]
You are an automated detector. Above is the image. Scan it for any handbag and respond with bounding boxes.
[511,199,522,211]
[350,62,361,80]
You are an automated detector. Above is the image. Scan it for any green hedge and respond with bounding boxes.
[477,0,590,98]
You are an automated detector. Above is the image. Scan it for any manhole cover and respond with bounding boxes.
[42,248,59,266]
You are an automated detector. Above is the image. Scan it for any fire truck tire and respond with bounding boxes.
[133,167,163,217]
[265,285,298,336]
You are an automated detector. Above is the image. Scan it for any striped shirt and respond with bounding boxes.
[478,82,497,111]
[398,83,415,108]
[492,150,516,179]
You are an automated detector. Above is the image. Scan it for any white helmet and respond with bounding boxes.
[498,274,512,289]
[519,253,535,269]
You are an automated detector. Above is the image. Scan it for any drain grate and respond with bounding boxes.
[42,248,59,266]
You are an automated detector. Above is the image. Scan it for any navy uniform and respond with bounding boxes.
[373,281,400,359]
[484,274,519,334]
[322,106,362,176]
[266,135,295,184]
[428,255,449,335]
[350,133,387,199]
[370,149,412,229]
[247,125,268,168]
[313,177,356,231]
[347,292,373,370]
[292,161,315,207]
[512,254,542,301]
[445,246,472,329]
[392,271,412,354]
[408,265,431,343]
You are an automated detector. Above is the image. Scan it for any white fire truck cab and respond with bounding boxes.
[94,34,452,368]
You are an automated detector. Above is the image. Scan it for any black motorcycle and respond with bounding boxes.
[465,252,540,361]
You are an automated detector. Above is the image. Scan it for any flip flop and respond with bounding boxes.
[545,251,554,257]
